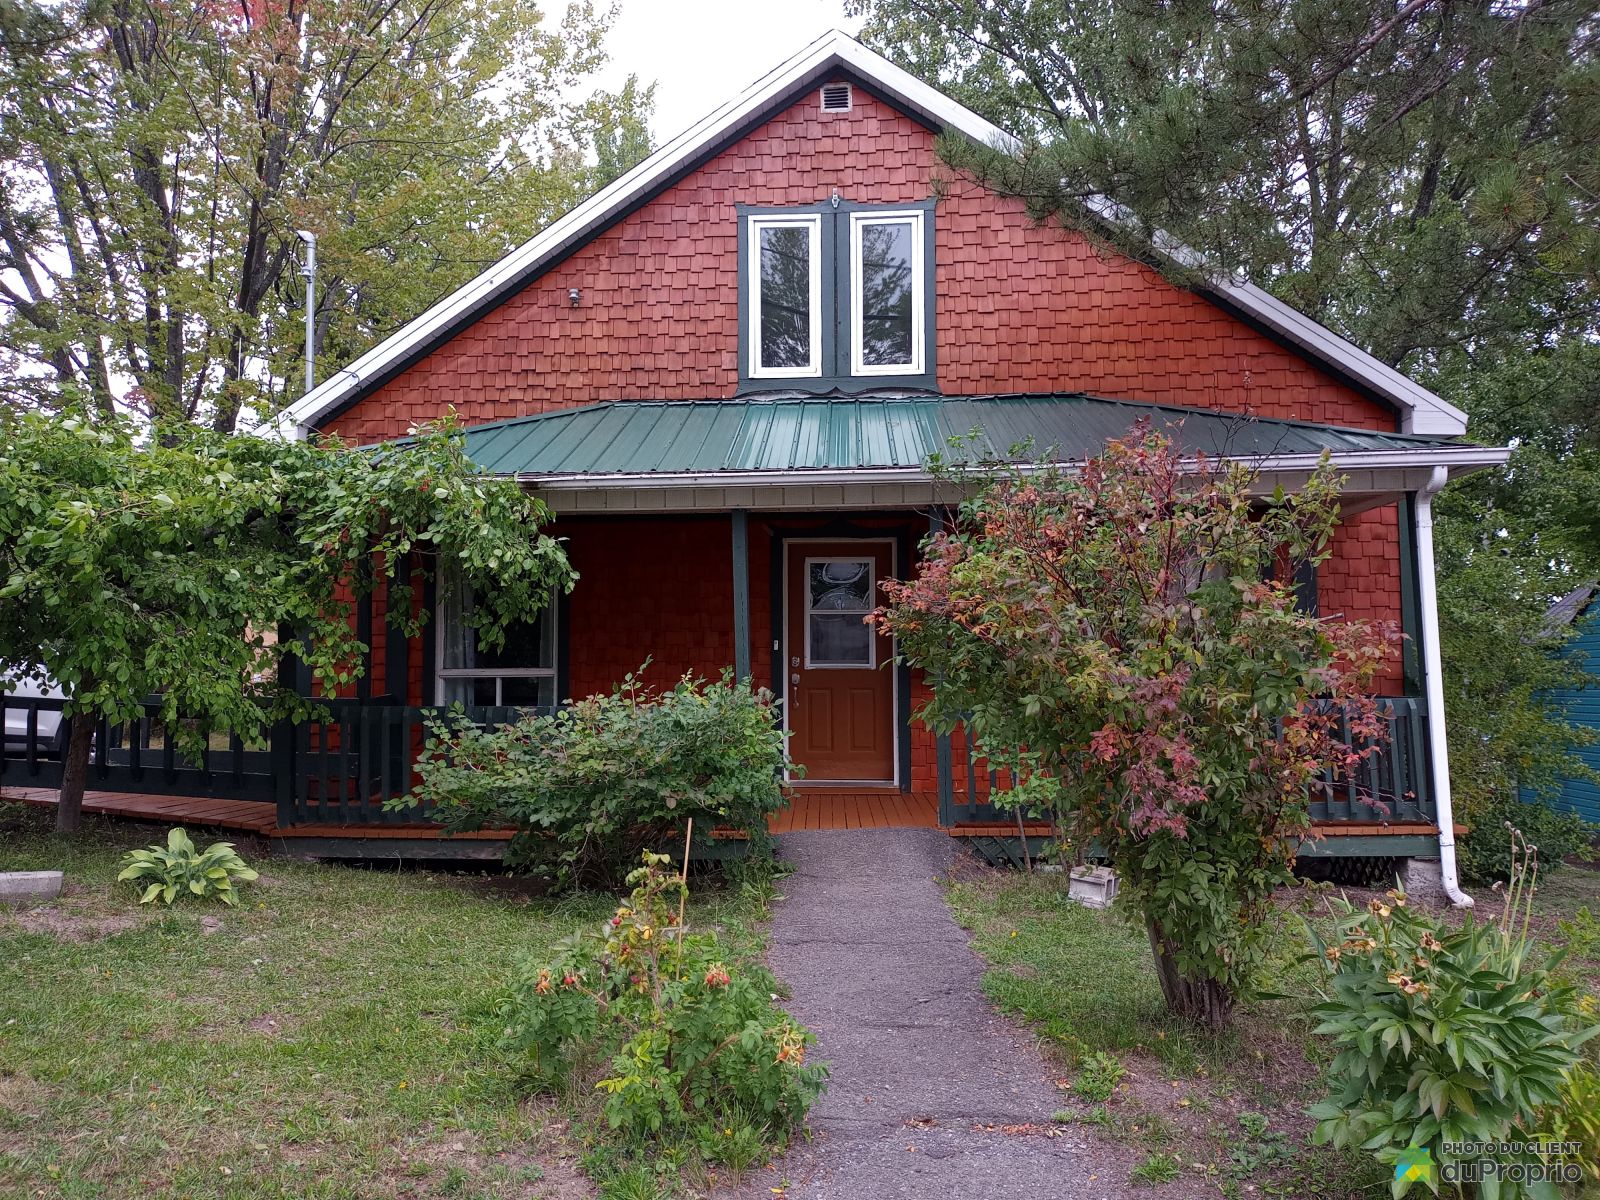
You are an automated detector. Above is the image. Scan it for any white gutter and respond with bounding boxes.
[511,445,1510,490]
[1414,465,1473,907]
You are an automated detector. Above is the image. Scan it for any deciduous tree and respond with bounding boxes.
[0,412,575,832]
[0,0,652,429]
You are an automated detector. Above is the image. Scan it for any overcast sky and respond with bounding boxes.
[593,0,864,145]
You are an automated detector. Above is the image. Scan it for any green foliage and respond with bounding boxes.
[855,0,1600,880]
[1456,795,1596,886]
[1305,844,1598,1197]
[116,828,258,907]
[408,667,789,889]
[1532,1061,1600,1189]
[499,853,827,1146]
[875,426,1391,1027]
[852,0,1597,372]
[1130,1151,1183,1185]
[0,410,572,828]
[1071,1050,1125,1102]
[0,0,651,429]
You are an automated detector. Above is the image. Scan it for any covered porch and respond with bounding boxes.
[2,393,1500,858]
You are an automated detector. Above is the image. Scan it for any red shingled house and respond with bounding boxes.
[277,32,1506,885]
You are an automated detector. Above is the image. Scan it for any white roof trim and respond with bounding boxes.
[284,30,1467,440]
[513,444,1509,491]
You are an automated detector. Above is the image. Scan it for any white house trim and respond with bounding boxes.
[282,29,1468,440]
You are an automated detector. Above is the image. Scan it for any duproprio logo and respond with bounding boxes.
[1395,1146,1436,1187]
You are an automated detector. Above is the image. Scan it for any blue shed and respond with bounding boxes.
[1526,583,1600,824]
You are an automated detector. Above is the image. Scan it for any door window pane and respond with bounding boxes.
[805,557,875,666]
[758,224,814,371]
[808,613,872,665]
[809,560,871,610]
[857,220,914,367]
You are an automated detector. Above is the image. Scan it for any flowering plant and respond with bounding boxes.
[500,852,826,1146]
[1306,833,1598,1195]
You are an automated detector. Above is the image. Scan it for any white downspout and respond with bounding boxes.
[1413,466,1473,907]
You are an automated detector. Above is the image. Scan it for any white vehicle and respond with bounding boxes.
[2,671,69,755]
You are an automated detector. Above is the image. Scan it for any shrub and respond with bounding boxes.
[408,667,789,888]
[1456,791,1595,884]
[1305,834,1598,1195]
[116,827,258,906]
[500,852,827,1146]
[874,425,1392,1028]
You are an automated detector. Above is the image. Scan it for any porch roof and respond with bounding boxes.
[452,393,1503,482]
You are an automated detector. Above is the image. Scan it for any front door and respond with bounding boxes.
[784,540,895,784]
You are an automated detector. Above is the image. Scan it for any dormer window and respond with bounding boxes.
[739,201,935,392]
[749,214,822,378]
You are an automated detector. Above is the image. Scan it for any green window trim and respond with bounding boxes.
[736,199,937,394]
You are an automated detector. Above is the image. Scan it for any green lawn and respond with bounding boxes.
[0,803,771,1200]
[942,860,1600,1198]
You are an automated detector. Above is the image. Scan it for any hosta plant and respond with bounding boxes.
[117,827,259,906]
[1305,831,1597,1197]
[500,852,827,1147]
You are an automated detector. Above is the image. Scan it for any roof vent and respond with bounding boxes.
[820,82,852,112]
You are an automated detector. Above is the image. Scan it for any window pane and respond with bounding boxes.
[441,584,554,672]
[808,560,872,611]
[759,225,812,369]
[859,221,914,367]
[500,675,554,708]
[809,613,872,665]
[472,612,553,671]
[443,677,498,706]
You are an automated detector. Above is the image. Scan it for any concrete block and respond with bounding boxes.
[1068,865,1119,910]
[1403,857,1447,907]
[0,871,64,906]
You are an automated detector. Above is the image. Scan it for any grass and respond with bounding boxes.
[0,803,776,1199]
[942,859,1600,1196]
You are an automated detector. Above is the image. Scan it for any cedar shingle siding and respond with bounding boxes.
[322,88,1395,443]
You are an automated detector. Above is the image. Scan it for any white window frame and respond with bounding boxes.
[802,556,877,670]
[848,209,926,377]
[433,583,558,707]
[747,213,823,380]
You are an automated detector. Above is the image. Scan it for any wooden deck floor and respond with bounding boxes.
[3,785,946,837]
[769,788,940,833]
[2,786,1450,842]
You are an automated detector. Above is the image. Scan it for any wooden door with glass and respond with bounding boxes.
[783,540,895,784]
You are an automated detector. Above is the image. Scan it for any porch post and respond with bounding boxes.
[731,510,751,682]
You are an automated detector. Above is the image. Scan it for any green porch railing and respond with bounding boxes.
[935,696,1433,828]
[273,701,557,828]
[1,694,275,802]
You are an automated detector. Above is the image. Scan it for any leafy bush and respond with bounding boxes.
[874,425,1392,1028]
[500,852,827,1148]
[117,828,258,906]
[1305,837,1598,1195]
[1457,791,1595,884]
[408,667,789,888]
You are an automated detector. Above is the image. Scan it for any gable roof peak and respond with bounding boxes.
[280,32,1467,440]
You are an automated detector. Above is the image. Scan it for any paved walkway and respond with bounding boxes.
[748,828,1134,1199]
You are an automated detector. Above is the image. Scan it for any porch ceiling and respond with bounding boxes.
[451,393,1503,482]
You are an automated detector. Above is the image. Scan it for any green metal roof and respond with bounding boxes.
[455,393,1468,478]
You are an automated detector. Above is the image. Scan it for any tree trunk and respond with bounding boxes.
[56,712,95,834]
[1146,915,1235,1032]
